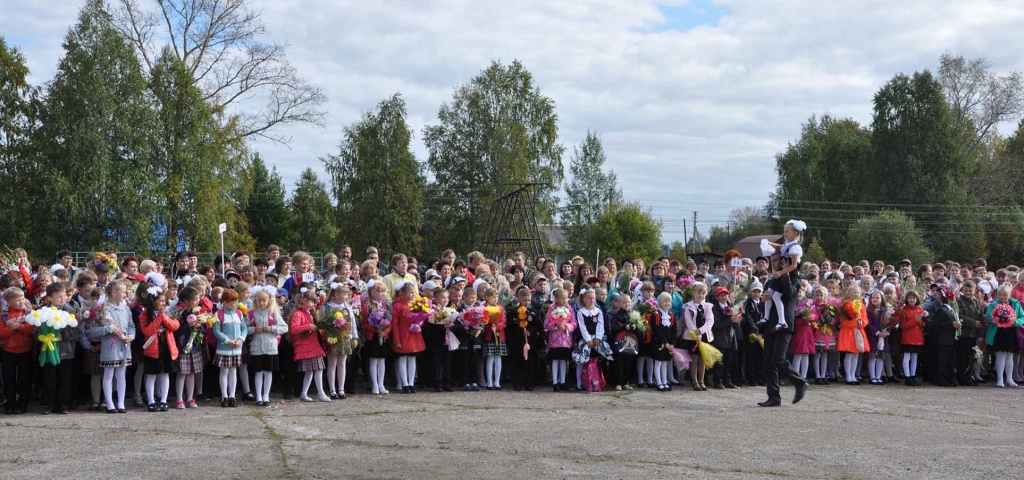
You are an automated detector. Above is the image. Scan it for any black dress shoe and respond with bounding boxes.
[116,408,127,414]
[228,398,238,407]
[793,382,807,404]
[159,403,168,412]
[758,399,782,407]
[106,408,117,414]
[147,403,157,413]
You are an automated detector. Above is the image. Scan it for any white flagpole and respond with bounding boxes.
[219,222,227,277]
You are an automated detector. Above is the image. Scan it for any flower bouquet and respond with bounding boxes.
[992,303,1017,329]
[183,311,215,352]
[689,330,723,367]
[813,297,839,336]
[431,306,460,326]
[548,306,571,333]
[92,252,118,273]
[409,295,432,333]
[515,305,529,329]
[368,308,392,345]
[626,310,648,336]
[676,277,695,302]
[635,298,657,317]
[25,307,79,366]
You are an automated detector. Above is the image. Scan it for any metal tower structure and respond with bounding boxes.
[479,183,546,260]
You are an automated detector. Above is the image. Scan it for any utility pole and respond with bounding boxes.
[683,218,688,252]
[691,211,700,253]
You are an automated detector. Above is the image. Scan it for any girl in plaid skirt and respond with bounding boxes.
[480,288,507,390]
[213,289,248,407]
[289,287,330,402]
[173,286,205,409]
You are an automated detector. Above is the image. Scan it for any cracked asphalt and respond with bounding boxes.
[1,383,1021,479]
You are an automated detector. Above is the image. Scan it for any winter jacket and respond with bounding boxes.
[213,309,248,356]
[391,299,426,354]
[249,309,288,356]
[289,307,325,361]
[91,302,135,363]
[895,305,926,346]
[140,310,180,361]
[0,308,34,354]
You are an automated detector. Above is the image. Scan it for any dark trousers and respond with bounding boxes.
[430,347,452,388]
[44,361,75,410]
[763,332,805,401]
[935,344,958,386]
[2,351,32,408]
[612,354,636,387]
[744,342,765,384]
[956,337,977,381]
[712,347,734,386]
[277,340,298,397]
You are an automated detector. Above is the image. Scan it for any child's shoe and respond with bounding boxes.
[176,400,186,410]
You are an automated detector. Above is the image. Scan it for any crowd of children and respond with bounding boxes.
[1,241,1023,415]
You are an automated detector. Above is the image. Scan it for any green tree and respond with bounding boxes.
[288,168,337,253]
[803,238,827,266]
[872,71,980,258]
[562,131,622,255]
[150,46,254,252]
[245,153,290,248]
[982,204,1024,267]
[32,0,159,253]
[668,241,687,263]
[423,60,564,251]
[590,202,662,265]
[323,94,425,256]
[0,36,41,249]
[767,115,873,254]
[841,211,933,266]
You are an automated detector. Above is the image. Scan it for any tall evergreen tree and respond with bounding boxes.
[150,46,254,252]
[245,153,290,249]
[423,60,564,251]
[33,0,159,253]
[562,131,622,254]
[872,71,983,259]
[323,94,425,256]
[0,36,41,249]
[288,168,337,253]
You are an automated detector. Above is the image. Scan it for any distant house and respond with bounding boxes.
[734,234,785,260]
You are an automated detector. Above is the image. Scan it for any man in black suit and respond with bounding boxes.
[759,255,807,407]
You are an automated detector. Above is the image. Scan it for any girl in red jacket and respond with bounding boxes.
[139,286,179,412]
[392,282,425,394]
[290,289,329,402]
[894,290,927,386]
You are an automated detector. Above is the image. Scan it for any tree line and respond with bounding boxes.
[1,0,655,262]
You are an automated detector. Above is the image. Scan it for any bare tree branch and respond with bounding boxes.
[939,52,1024,155]
[112,0,326,145]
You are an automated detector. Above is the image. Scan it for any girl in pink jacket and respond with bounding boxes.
[544,288,576,392]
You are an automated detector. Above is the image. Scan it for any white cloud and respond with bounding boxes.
[3,0,1024,244]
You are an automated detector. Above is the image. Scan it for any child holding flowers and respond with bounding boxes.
[790,283,815,380]
[634,281,657,388]
[289,287,329,402]
[392,282,426,394]
[425,288,456,392]
[837,285,870,385]
[95,280,134,413]
[681,282,715,391]
[361,279,392,395]
[985,285,1024,388]
[139,285,179,412]
[545,288,575,391]
[480,287,508,390]
[249,287,288,406]
[172,286,206,409]
[505,286,540,391]
[320,283,359,399]
[38,283,80,414]
[894,290,927,386]
[214,289,249,407]
[810,287,837,384]
[865,290,892,385]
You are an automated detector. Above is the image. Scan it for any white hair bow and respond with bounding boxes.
[300,287,309,293]
[330,282,344,290]
[146,286,162,297]
[786,219,807,232]
[264,285,278,296]
[144,272,166,287]
[760,238,777,257]
[365,279,379,291]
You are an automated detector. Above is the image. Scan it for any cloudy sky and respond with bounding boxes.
[3,0,1024,242]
